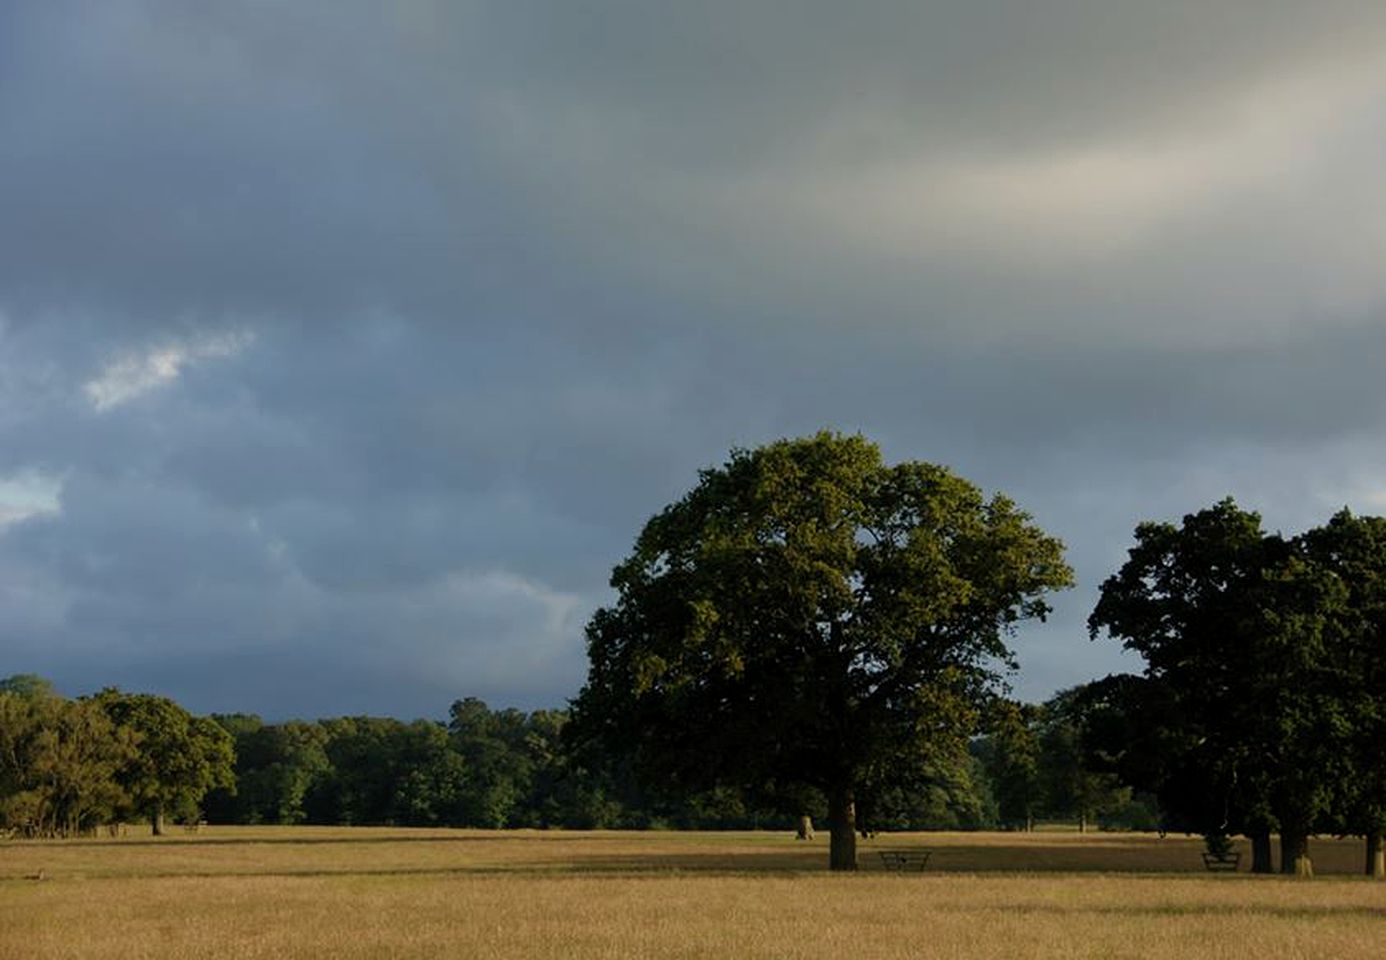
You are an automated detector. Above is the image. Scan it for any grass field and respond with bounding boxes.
[3,828,1383,958]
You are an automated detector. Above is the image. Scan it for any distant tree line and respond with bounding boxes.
[199,693,1159,832]
[0,676,1154,837]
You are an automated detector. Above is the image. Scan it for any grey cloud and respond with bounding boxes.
[454,2,1386,159]
[9,2,1386,338]
[3,2,1386,717]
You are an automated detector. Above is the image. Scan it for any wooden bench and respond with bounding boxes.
[879,850,932,872]
[1202,852,1240,872]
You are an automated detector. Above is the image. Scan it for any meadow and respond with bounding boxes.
[2,828,1383,959]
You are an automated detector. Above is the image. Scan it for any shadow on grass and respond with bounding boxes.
[531,839,1371,877]
[5,834,1370,879]
[2,833,601,850]
[534,845,1213,876]
[0,866,505,883]
[983,903,1386,920]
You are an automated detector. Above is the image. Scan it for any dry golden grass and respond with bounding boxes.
[3,828,1384,959]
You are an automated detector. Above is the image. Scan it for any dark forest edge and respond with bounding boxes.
[0,676,1153,837]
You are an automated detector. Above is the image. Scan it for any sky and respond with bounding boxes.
[3,2,1386,720]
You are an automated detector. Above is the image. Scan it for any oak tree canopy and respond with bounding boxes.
[572,432,1072,869]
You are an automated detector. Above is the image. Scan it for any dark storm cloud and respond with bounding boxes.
[2,2,1385,715]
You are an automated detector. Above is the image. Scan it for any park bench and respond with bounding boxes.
[879,850,932,872]
[1201,852,1240,872]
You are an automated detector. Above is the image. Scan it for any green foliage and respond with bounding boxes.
[1103,792,1161,832]
[206,717,331,824]
[1036,687,1132,828]
[975,687,1140,831]
[0,689,135,836]
[448,698,529,828]
[571,432,1072,865]
[1090,501,1280,837]
[298,716,462,826]
[1089,499,1378,856]
[1298,511,1386,841]
[206,702,598,829]
[0,674,58,700]
[92,690,236,829]
[863,753,993,830]
[1204,831,1234,860]
[976,700,1042,829]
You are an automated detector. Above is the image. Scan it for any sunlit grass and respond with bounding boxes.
[4,828,1383,959]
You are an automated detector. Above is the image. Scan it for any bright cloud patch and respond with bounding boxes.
[84,330,254,412]
[425,570,587,683]
[0,470,63,527]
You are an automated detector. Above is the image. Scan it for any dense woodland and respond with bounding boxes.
[0,676,1154,837]
[6,436,1386,878]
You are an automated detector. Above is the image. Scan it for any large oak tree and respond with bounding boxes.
[572,432,1072,869]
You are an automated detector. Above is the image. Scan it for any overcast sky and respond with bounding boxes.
[3,2,1386,720]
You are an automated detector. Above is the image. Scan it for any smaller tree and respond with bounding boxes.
[93,690,235,834]
[1299,511,1386,876]
[1035,688,1130,832]
[0,674,58,700]
[976,700,1041,830]
[389,725,467,826]
[1090,499,1354,875]
[209,717,332,825]
[0,691,135,836]
[448,698,531,828]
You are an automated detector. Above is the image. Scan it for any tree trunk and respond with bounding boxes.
[796,815,815,841]
[1280,830,1312,877]
[1078,813,1087,834]
[150,805,165,837]
[1367,833,1385,878]
[1250,830,1274,874]
[828,788,857,871]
